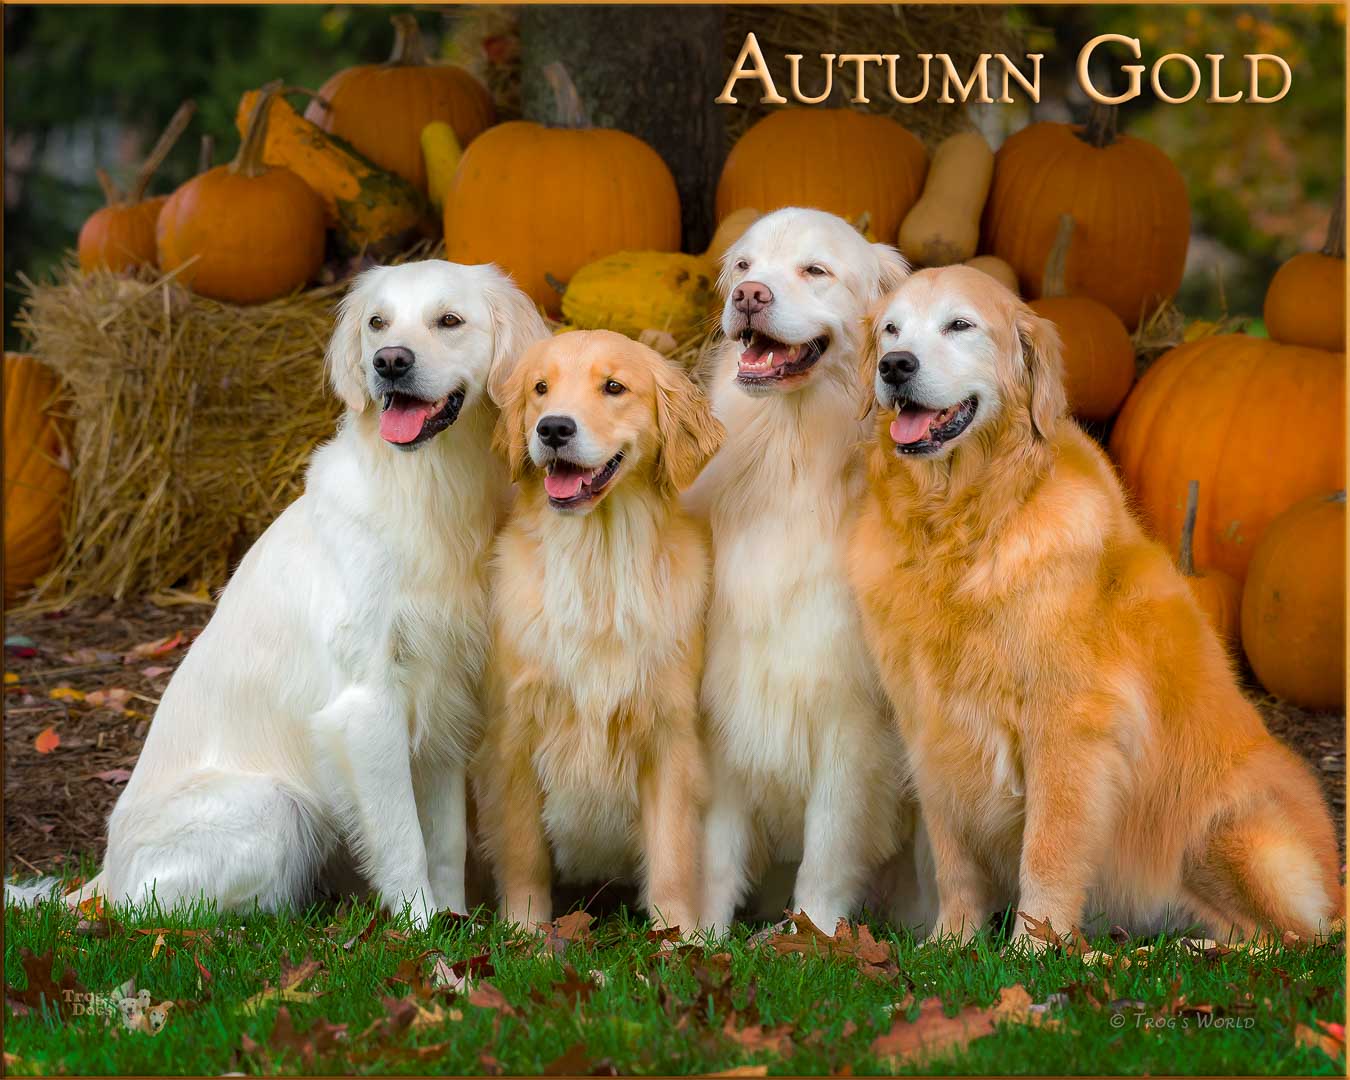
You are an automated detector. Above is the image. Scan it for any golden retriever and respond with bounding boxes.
[474,329,723,932]
[65,261,548,925]
[848,265,1342,944]
[686,207,935,935]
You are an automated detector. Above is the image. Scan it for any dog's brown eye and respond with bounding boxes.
[368,315,385,330]
[804,264,829,277]
[946,319,974,333]
[883,322,898,335]
[534,381,548,396]
[734,259,750,272]
[603,379,626,396]
[438,312,462,329]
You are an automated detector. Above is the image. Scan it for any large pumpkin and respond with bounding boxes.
[444,64,679,314]
[1264,189,1345,352]
[306,13,494,194]
[78,100,195,273]
[983,105,1189,329]
[715,109,927,242]
[1109,334,1345,582]
[1241,491,1345,710]
[158,84,326,304]
[1027,214,1135,422]
[4,354,70,600]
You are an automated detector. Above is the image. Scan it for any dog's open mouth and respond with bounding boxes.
[379,388,465,449]
[735,330,829,385]
[890,396,978,454]
[543,451,624,509]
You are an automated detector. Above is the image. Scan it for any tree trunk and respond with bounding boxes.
[519,5,725,252]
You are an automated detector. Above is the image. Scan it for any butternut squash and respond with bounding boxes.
[963,255,1019,294]
[898,131,994,266]
[234,85,426,255]
[420,121,462,216]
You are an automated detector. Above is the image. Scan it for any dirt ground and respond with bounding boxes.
[3,599,1346,877]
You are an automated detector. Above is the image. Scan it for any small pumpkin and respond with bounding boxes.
[4,354,70,601]
[898,131,993,266]
[983,104,1189,328]
[1264,187,1345,352]
[307,13,494,194]
[561,211,760,342]
[1241,491,1346,710]
[77,101,196,273]
[715,109,927,243]
[963,255,1019,294]
[445,64,679,314]
[1109,334,1345,583]
[160,84,326,304]
[1027,215,1135,422]
[1176,479,1242,650]
[234,84,424,257]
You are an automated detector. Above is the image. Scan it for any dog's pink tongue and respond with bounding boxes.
[545,472,585,500]
[890,409,940,445]
[379,400,434,444]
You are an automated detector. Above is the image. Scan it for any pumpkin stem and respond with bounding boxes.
[1079,102,1118,148]
[1178,479,1200,578]
[387,13,430,66]
[95,167,123,207]
[1330,491,1347,504]
[543,62,591,129]
[1321,184,1345,259]
[198,134,214,174]
[129,99,196,202]
[232,80,281,179]
[1042,214,1074,299]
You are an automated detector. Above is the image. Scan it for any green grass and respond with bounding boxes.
[3,892,1345,1076]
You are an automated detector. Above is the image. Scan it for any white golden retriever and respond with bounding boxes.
[69,260,547,925]
[688,207,933,933]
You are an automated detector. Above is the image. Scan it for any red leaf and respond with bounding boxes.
[33,727,60,754]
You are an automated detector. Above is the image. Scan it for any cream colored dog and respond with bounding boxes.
[475,330,722,932]
[70,260,547,925]
[688,207,933,934]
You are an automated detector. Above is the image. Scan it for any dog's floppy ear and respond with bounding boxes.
[1016,304,1067,441]
[482,266,550,406]
[870,242,910,301]
[654,357,724,497]
[490,339,546,484]
[855,298,889,422]
[326,268,380,412]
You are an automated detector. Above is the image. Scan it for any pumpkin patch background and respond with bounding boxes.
[2,5,1347,1074]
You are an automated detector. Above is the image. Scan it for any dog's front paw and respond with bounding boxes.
[386,883,437,930]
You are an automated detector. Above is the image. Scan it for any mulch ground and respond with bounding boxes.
[3,599,1345,877]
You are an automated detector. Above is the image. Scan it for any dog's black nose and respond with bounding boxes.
[878,350,919,387]
[536,415,577,448]
[373,346,415,381]
[732,280,774,316]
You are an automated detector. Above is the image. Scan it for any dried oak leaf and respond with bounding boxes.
[542,1042,619,1076]
[543,910,595,957]
[241,1005,348,1071]
[4,949,86,1020]
[869,996,998,1066]
[530,964,598,1008]
[765,911,896,977]
[466,981,519,1017]
[721,1013,794,1056]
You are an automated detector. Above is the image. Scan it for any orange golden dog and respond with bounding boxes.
[848,266,1342,944]
[473,330,722,933]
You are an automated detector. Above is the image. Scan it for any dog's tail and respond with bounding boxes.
[4,876,63,907]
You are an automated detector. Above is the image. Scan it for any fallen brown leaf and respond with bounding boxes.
[543,910,595,956]
[1016,912,1065,950]
[240,1006,348,1071]
[765,911,897,977]
[542,1042,619,1076]
[466,981,518,1017]
[4,949,87,1020]
[1295,1020,1346,1061]
[870,996,998,1066]
[33,727,60,754]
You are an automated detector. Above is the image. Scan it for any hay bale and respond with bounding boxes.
[722,5,1023,147]
[14,264,343,607]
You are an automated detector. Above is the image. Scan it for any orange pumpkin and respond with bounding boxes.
[983,104,1189,329]
[306,13,494,194]
[4,354,70,601]
[444,64,679,314]
[157,84,326,304]
[1027,215,1135,422]
[1109,334,1345,583]
[1264,189,1345,352]
[1241,491,1346,710]
[1176,480,1241,650]
[77,101,195,273]
[715,109,927,243]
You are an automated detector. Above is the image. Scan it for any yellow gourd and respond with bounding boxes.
[963,255,1019,293]
[420,121,462,215]
[562,210,761,341]
[898,132,993,266]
